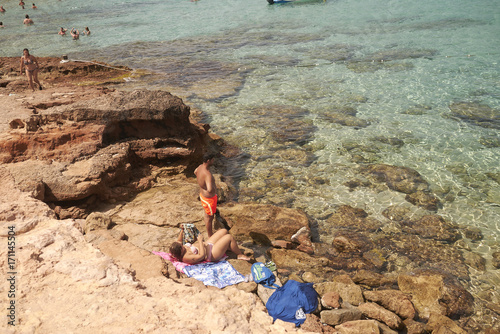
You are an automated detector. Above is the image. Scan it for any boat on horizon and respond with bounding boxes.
[267,0,326,5]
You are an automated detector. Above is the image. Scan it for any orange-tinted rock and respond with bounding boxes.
[1,89,209,212]
[322,291,342,309]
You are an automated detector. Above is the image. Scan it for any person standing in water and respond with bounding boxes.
[20,48,42,91]
[23,14,33,25]
[70,28,79,40]
[194,153,218,237]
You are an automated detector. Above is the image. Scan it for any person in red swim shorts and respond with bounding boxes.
[195,153,218,237]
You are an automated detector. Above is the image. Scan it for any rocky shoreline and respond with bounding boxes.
[1,57,499,333]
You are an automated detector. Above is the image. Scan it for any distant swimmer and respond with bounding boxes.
[19,1,25,6]
[58,27,67,35]
[32,3,37,9]
[83,26,90,35]
[23,14,34,25]
[0,6,6,12]
[70,28,79,40]
[0,22,4,28]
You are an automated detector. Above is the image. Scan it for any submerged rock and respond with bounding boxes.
[345,47,437,73]
[361,164,441,211]
[306,43,359,63]
[492,252,500,269]
[405,190,441,211]
[362,164,429,194]
[372,136,405,148]
[464,226,484,241]
[379,232,470,281]
[462,250,486,271]
[479,134,500,148]
[346,60,414,73]
[381,205,412,222]
[320,111,371,129]
[325,205,383,233]
[364,48,438,62]
[251,105,316,146]
[332,230,375,253]
[400,215,461,243]
[402,104,432,115]
[448,102,500,130]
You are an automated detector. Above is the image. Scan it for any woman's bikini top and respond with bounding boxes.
[185,243,198,254]
[23,57,34,65]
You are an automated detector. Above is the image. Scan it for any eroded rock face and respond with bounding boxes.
[0,167,56,225]
[5,89,204,163]
[0,89,210,216]
[6,143,134,202]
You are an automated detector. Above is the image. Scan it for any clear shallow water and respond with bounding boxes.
[2,0,500,289]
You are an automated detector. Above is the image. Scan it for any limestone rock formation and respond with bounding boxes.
[0,89,210,218]
[0,218,289,334]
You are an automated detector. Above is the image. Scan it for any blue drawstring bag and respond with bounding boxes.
[265,279,318,327]
[251,262,280,289]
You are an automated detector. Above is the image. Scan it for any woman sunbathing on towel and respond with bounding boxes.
[170,228,250,264]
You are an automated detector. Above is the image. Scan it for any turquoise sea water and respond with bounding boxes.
[2,0,500,293]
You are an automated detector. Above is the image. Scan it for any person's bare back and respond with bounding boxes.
[195,158,216,198]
